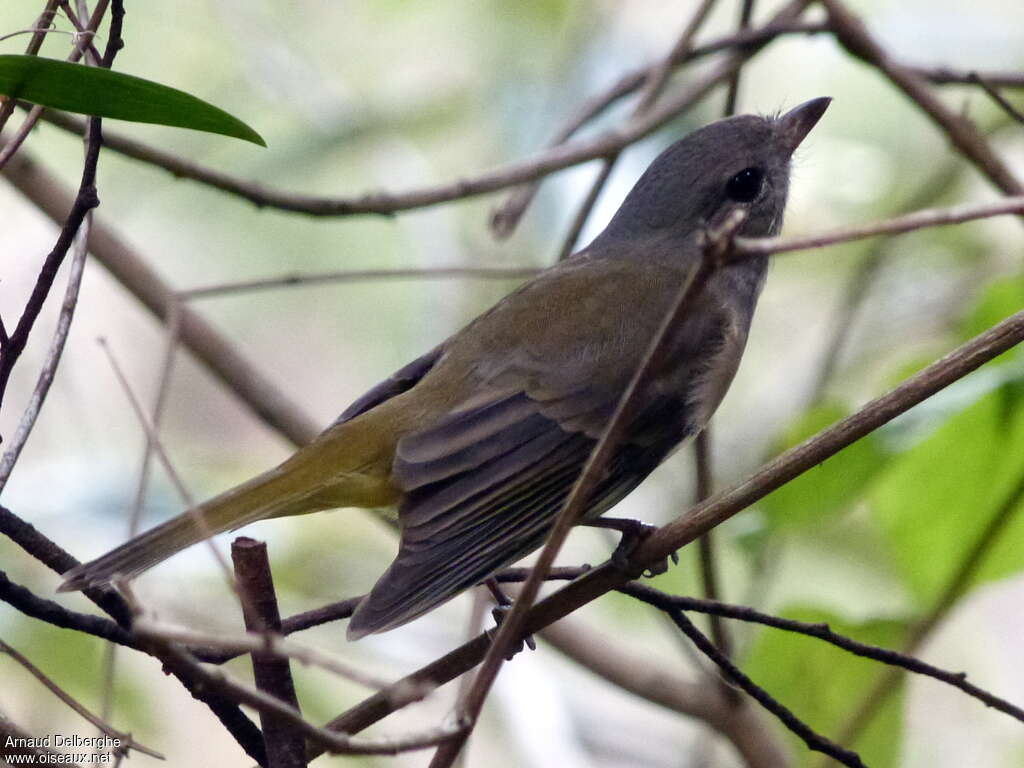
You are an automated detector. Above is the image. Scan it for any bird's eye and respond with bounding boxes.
[725,167,764,202]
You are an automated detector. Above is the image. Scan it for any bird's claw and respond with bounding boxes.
[487,605,536,659]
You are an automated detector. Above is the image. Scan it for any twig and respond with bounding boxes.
[0,0,60,135]
[97,337,239,593]
[0,638,162,759]
[694,429,733,660]
[178,266,540,300]
[552,0,718,262]
[144,618,390,689]
[191,596,364,665]
[969,71,1024,126]
[734,193,1024,257]
[0,568,135,647]
[128,623,465,756]
[805,161,963,405]
[427,211,750,768]
[232,538,306,768]
[17,20,821,223]
[0,0,120,408]
[664,610,866,767]
[2,149,321,447]
[910,65,1024,88]
[622,582,1024,726]
[0,214,89,491]
[99,301,181,723]
[0,709,82,766]
[0,0,107,172]
[316,308,1024,749]
[722,0,757,116]
[0,509,267,764]
[537,611,789,768]
[821,0,1023,197]
[492,0,811,239]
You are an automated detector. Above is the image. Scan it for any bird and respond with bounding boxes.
[59,97,830,640]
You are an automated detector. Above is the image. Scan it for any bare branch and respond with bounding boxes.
[735,194,1024,257]
[178,266,540,300]
[0,214,89,492]
[129,623,465,756]
[664,610,866,767]
[622,582,1024,726]
[0,638,162,759]
[822,0,1023,196]
[538,611,789,768]
[2,149,322,447]
[969,71,1024,126]
[0,507,267,764]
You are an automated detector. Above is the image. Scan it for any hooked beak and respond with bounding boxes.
[778,97,831,156]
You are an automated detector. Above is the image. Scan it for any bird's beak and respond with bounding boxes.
[778,97,831,156]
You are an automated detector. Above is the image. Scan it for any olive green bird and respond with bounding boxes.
[59,98,830,639]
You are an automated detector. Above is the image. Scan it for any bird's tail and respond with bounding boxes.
[57,464,328,592]
[57,411,402,593]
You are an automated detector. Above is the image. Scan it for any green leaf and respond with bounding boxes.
[0,55,265,146]
[759,402,889,531]
[871,378,1024,603]
[744,606,908,767]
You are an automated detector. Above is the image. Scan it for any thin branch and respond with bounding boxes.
[2,149,322,446]
[0,0,119,408]
[664,610,866,767]
[694,429,733,660]
[0,568,135,647]
[622,582,1024,726]
[734,193,1024,257]
[492,0,811,239]
[0,505,267,765]
[178,266,540,300]
[0,708,82,767]
[316,308,1024,751]
[909,65,1024,88]
[128,620,465,756]
[969,71,1024,126]
[722,0,757,116]
[552,0,718,262]
[0,0,60,135]
[18,20,821,224]
[0,213,89,492]
[821,0,1023,197]
[0,638,162,759]
[97,337,239,593]
[0,0,107,172]
[537,612,789,768]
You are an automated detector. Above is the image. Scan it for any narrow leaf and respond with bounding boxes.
[0,55,265,146]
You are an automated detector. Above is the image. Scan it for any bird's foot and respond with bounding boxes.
[585,517,679,577]
[484,578,536,659]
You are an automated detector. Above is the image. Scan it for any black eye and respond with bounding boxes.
[726,167,764,202]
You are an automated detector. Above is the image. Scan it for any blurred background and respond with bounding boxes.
[2,0,1023,766]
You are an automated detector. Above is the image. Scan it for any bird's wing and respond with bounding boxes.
[347,261,745,638]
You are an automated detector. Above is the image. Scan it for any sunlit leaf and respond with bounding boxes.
[871,379,1024,602]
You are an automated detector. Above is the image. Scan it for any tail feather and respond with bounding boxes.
[58,466,326,592]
